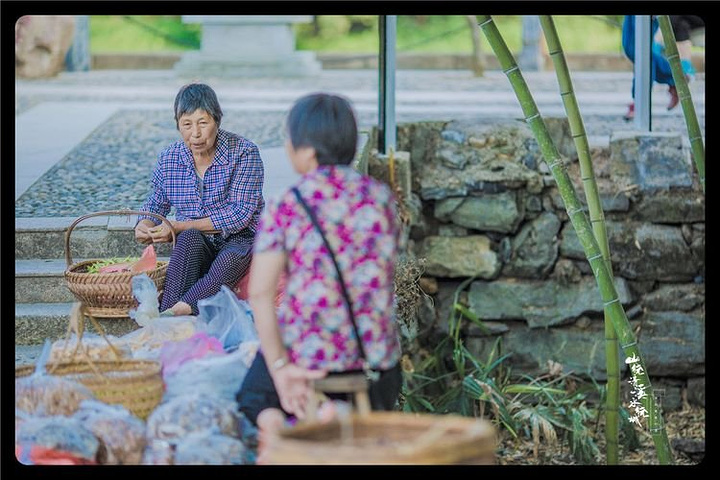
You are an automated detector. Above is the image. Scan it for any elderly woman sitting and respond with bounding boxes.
[135,82,265,316]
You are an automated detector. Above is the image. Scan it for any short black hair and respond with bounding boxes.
[286,92,358,165]
[174,83,223,129]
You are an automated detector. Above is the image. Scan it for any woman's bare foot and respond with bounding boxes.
[170,301,192,316]
[257,408,287,435]
[256,408,288,465]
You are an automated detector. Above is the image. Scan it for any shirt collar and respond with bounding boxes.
[180,128,230,166]
[213,128,230,165]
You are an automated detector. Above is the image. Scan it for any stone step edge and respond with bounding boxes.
[15,214,180,232]
[15,302,141,346]
[15,258,172,276]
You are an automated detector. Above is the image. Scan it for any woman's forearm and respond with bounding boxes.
[171,217,216,233]
[253,293,287,367]
[247,252,287,366]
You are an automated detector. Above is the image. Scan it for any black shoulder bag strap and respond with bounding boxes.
[292,186,380,382]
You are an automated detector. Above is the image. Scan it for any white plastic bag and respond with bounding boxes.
[121,316,205,360]
[162,340,259,403]
[129,273,160,327]
[197,285,258,351]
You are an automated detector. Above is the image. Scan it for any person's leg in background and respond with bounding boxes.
[621,15,637,120]
[669,15,705,80]
[622,15,679,120]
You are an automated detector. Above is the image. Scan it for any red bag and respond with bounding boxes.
[16,445,97,465]
[234,264,286,307]
[131,244,158,273]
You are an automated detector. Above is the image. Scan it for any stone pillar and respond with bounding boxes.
[15,15,76,78]
[65,15,91,72]
[174,15,321,77]
[610,131,693,192]
[518,15,543,71]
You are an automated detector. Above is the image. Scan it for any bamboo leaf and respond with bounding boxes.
[503,384,566,395]
[454,303,492,335]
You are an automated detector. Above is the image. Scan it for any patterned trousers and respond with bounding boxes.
[160,229,253,315]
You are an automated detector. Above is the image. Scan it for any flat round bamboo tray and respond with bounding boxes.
[16,359,164,420]
[64,210,175,318]
[260,411,497,465]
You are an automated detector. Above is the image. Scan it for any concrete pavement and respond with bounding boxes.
[15,68,705,202]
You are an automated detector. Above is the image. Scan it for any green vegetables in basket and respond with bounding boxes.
[86,256,138,274]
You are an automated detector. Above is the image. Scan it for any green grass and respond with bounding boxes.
[90,16,201,52]
[90,15,625,55]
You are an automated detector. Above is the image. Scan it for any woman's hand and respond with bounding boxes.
[134,220,156,245]
[147,223,174,244]
[135,219,173,244]
[272,363,327,420]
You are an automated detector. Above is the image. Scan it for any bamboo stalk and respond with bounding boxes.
[538,15,620,465]
[657,15,705,193]
[477,15,674,465]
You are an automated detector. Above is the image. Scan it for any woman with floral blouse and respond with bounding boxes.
[237,92,402,432]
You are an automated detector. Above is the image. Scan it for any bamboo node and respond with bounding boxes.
[547,159,564,170]
[566,206,584,216]
[478,17,493,27]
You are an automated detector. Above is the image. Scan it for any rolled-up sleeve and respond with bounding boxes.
[209,142,264,235]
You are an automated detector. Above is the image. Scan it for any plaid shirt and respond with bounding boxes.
[139,128,264,237]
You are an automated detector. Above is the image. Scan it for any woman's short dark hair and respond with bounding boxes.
[174,83,223,128]
[286,92,358,165]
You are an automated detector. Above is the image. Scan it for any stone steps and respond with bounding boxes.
[14,216,173,348]
[15,301,142,345]
[16,259,77,304]
[16,216,174,260]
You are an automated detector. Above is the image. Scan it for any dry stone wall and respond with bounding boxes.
[368,118,705,411]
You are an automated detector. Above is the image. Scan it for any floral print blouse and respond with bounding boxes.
[253,165,402,372]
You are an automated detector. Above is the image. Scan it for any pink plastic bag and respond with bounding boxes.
[159,332,225,379]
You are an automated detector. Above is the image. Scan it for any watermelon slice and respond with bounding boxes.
[131,244,158,274]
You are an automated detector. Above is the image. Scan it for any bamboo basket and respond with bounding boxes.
[260,411,497,465]
[64,210,175,318]
[15,304,164,420]
[16,360,164,420]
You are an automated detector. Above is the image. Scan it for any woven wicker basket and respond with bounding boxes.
[260,411,497,465]
[15,304,164,420]
[16,359,164,420]
[64,210,175,318]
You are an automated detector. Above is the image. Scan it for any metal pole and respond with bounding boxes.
[634,15,652,131]
[66,15,91,72]
[378,15,397,154]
